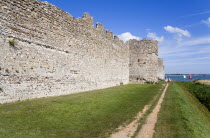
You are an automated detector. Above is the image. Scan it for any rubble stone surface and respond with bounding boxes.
[0,0,164,103]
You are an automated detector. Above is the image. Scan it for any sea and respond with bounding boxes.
[165,75,210,81]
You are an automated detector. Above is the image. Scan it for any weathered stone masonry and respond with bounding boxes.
[0,0,164,104]
[128,39,164,84]
[157,58,165,80]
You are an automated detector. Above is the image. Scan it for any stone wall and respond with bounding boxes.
[128,39,159,84]
[0,0,165,104]
[157,58,165,80]
[0,0,129,103]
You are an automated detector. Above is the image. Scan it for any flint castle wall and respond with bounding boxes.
[157,58,165,80]
[128,39,160,84]
[0,0,164,104]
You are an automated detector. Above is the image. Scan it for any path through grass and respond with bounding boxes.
[0,83,164,138]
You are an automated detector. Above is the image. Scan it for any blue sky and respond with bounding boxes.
[42,0,210,74]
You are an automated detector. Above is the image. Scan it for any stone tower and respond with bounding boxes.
[128,39,161,84]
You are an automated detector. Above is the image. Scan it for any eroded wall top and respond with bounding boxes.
[127,39,158,56]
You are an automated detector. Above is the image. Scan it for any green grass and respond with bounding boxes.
[0,83,164,138]
[154,82,210,138]
[177,81,210,110]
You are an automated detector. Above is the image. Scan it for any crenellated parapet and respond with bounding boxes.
[82,13,94,28]
[96,23,105,34]
[75,14,94,29]
[114,35,120,41]
[105,30,113,39]
[0,0,124,48]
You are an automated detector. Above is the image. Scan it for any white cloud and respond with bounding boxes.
[146,29,151,32]
[179,36,210,46]
[118,32,141,42]
[164,26,191,37]
[164,26,191,41]
[202,17,210,27]
[147,32,164,42]
[182,11,210,17]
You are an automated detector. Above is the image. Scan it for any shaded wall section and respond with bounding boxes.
[157,58,165,80]
[128,39,164,84]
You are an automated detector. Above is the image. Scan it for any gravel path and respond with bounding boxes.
[136,83,169,138]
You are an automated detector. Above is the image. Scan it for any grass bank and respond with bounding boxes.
[154,82,210,138]
[177,81,210,110]
[0,83,164,138]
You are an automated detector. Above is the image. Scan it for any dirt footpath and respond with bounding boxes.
[136,83,169,138]
[110,104,151,138]
[110,83,169,138]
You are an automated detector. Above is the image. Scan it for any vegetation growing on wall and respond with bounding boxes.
[8,40,15,47]
[5,69,9,74]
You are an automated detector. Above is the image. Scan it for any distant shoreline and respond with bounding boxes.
[166,74,210,76]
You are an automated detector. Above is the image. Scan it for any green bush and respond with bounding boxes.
[5,69,9,73]
[177,81,210,111]
[9,40,15,47]
[0,88,3,92]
